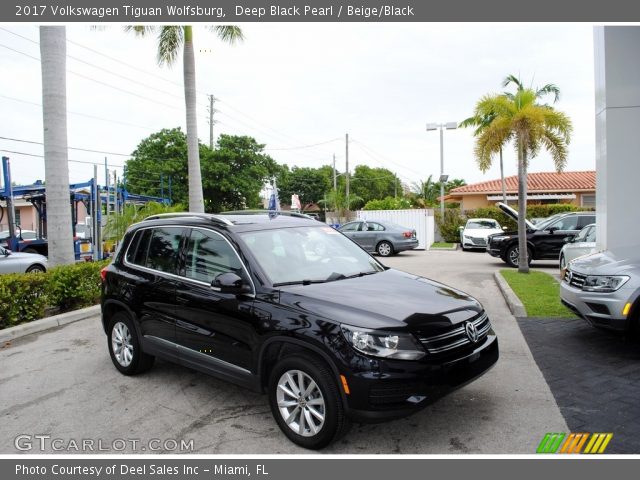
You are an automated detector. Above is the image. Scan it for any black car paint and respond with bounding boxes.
[487,207,595,262]
[102,215,498,421]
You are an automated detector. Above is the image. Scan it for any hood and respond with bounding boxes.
[569,247,640,276]
[497,202,535,230]
[277,269,483,332]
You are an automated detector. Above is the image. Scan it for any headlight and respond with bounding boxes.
[464,235,472,240]
[583,275,630,292]
[491,235,509,242]
[341,325,425,360]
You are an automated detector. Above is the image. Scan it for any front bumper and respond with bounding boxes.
[560,281,632,331]
[342,333,499,422]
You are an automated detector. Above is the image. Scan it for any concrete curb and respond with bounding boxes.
[0,305,100,344]
[430,244,459,251]
[493,271,527,317]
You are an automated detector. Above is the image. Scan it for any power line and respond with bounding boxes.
[0,148,125,168]
[264,137,342,151]
[0,136,132,157]
[351,140,423,180]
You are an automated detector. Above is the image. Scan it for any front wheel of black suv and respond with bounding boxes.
[268,354,350,449]
[107,312,155,375]
[505,244,532,268]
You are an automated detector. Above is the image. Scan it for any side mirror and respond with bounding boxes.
[502,226,508,231]
[458,226,464,231]
[547,227,558,234]
[211,272,251,295]
[563,236,574,243]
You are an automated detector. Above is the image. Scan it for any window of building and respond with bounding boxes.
[581,194,596,208]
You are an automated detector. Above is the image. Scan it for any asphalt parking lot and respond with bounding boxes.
[0,249,568,454]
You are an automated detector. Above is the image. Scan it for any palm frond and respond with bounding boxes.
[540,129,569,172]
[502,74,524,91]
[124,26,155,37]
[157,26,183,66]
[211,25,244,44]
[536,83,560,103]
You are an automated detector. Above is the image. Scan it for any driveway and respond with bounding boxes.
[0,249,567,454]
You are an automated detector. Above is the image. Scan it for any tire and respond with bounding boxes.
[559,254,566,271]
[25,264,46,273]
[505,244,532,268]
[107,312,154,375]
[268,354,350,450]
[376,241,394,257]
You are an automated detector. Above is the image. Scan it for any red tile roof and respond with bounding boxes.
[449,171,595,194]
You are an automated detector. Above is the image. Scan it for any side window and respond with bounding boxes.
[127,229,151,266]
[367,223,385,232]
[340,222,361,232]
[586,226,596,242]
[551,215,579,232]
[578,215,596,229]
[185,229,243,284]
[146,227,183,274]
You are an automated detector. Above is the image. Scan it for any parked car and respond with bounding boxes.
[560,247,640,333]
[338,219,418,257]
[559,223,597,270]
[0,245,47,274]
[486,203,595,268]
[101,212,499,449]
[459,218,504,250]
[0,229,38,246]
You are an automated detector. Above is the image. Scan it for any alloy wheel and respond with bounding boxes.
[111,321,134,367]
[276,370,325,437]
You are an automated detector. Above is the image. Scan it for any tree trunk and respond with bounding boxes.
[517,140,529,273]
[499,146,506,203]
[183,26,205,213]
[40,26,75,266]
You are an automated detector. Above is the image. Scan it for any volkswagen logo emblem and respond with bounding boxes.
[465,321,479,343]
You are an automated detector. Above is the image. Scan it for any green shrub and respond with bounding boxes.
[47,260,110,311]
[0,260,109,329]
[0,273,49,329]
[435,209,466,242]
[363,196,412,210]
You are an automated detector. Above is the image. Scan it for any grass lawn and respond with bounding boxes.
[431,242,455,248]
[501,269,576,318]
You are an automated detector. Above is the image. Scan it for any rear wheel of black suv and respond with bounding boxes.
[107,312,154,375]
[268,354,350,449]
[505,244,533,268]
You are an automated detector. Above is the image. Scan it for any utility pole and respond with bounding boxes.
[104,157,109,224]
[208,94,216,149]
[113,170,118,216]
[345,134,350,212]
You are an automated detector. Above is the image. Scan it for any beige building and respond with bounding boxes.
[444,171,596,212]
[1,199,89,235]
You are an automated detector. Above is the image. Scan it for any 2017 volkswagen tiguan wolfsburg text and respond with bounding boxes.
[101,212,499,449]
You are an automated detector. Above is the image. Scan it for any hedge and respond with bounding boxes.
[436,204,590,243]
[0,260,110,330]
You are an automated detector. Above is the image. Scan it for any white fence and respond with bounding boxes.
[355,209,435,250]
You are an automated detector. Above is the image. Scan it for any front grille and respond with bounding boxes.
[471,237,486,246]
[565,271,587,289]
[415,313,491,355]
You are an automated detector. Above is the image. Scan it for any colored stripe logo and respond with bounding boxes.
[537,433,613,454]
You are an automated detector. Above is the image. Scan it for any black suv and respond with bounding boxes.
[487,203,595,268]
[101,212,499,449]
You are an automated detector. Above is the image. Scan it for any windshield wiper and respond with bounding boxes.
[325,270,379,282]
[272,279,327,287]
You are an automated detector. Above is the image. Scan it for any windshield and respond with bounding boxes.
[466,220,499,229]
[239,225,384,286]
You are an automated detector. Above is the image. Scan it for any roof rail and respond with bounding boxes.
[221,210,314,220]
[142,212,234,226]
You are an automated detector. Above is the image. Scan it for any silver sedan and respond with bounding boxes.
[0,246,48,274]
[338,219,419,257]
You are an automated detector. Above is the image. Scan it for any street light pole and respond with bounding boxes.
[426,121,457,220]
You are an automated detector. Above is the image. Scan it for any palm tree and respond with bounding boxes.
[126,26,243,213]
[40,26,75,265]
[471,75,572,273]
